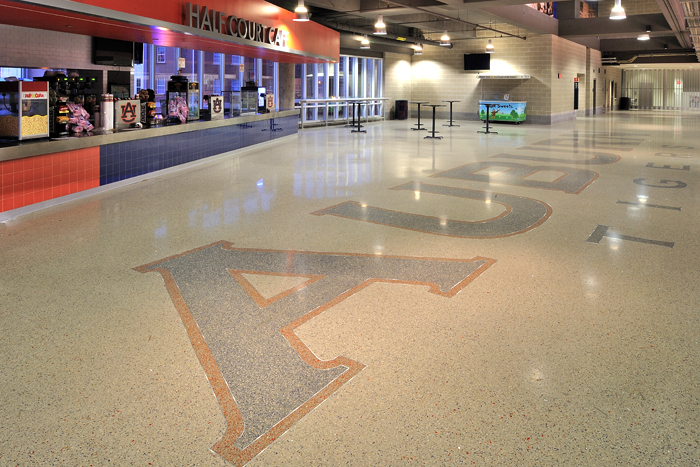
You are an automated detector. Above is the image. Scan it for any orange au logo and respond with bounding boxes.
[121,102,137,123]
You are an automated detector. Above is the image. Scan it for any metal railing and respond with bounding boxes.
[298,97,389,128]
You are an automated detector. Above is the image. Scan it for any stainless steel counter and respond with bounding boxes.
[0,109,299,163]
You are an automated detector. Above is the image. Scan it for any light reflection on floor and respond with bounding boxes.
[1,111,698,466]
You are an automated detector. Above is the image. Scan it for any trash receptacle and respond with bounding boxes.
[395,100,408,120]
[619,97,631,110]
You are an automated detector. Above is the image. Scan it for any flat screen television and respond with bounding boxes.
[92,37,136,67]
[464,53,490,72]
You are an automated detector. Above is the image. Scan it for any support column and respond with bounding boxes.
[278,62,296,110]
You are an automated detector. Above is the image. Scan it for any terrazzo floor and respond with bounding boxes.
[1,111,699,466]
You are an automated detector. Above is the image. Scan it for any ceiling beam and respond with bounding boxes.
[481,4,557,35]
[559,14,672,39]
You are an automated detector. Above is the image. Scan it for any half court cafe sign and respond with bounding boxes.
[184,3,289,48]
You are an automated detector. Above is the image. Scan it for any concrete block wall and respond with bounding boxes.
[586,48,605,116]
[485,34,554,122]
[550,35,587,123]
[598,0,661,17]
[404,33,564,123]
[383,53,412,119]
[383,30,610,124]
[0,24,123,93]
[409,42,479,119]
[408,33,557,122]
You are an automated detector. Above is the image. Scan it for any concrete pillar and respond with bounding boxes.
[278,62,296,110]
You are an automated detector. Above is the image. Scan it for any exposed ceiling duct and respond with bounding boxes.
[682,1,700,62]
[603,52,698,64]
[263,0,699,64]
[314,17,448,49]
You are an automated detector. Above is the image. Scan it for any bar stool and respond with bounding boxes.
[409,101,428,131]
[442,100,460,127]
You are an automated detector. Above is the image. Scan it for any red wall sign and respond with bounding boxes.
[0,0,339,63]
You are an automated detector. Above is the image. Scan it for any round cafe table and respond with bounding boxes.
[409,101,428,131]
[424,104,445,139]
[442,100,460,127]
[478,103,498,135]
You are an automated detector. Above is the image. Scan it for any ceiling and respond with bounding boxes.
[268,0,700,66]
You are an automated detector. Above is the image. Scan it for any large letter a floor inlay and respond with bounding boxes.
[135,241,495,466]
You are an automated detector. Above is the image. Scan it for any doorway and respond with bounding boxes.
[593,79,596,115]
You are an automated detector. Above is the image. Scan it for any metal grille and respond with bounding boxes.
[623,68,700,109]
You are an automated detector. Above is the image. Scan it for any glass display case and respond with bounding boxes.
[187,82,199,121]
[241,85,258,114]
[0,81,49,140]
[229,91,241,116]
[166,76,199,123]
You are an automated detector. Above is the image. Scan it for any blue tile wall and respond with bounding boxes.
[99,115,298,185]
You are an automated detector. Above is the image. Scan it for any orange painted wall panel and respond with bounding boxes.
[0,148,100,213]
[38,0,339,62]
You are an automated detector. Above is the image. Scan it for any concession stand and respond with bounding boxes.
[0,0,340,214]
[477,73,530,124]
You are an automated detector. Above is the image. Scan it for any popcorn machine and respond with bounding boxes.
[166,76,199,123]
[0,81,49,140]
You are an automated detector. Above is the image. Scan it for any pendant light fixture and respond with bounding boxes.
[374,14,387,35]
[610,0,626,20]
[360,35,371,49]
[637,25,651,40]
[440,30,451,46]
[293,0,309,21]
[486,39,494,53]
